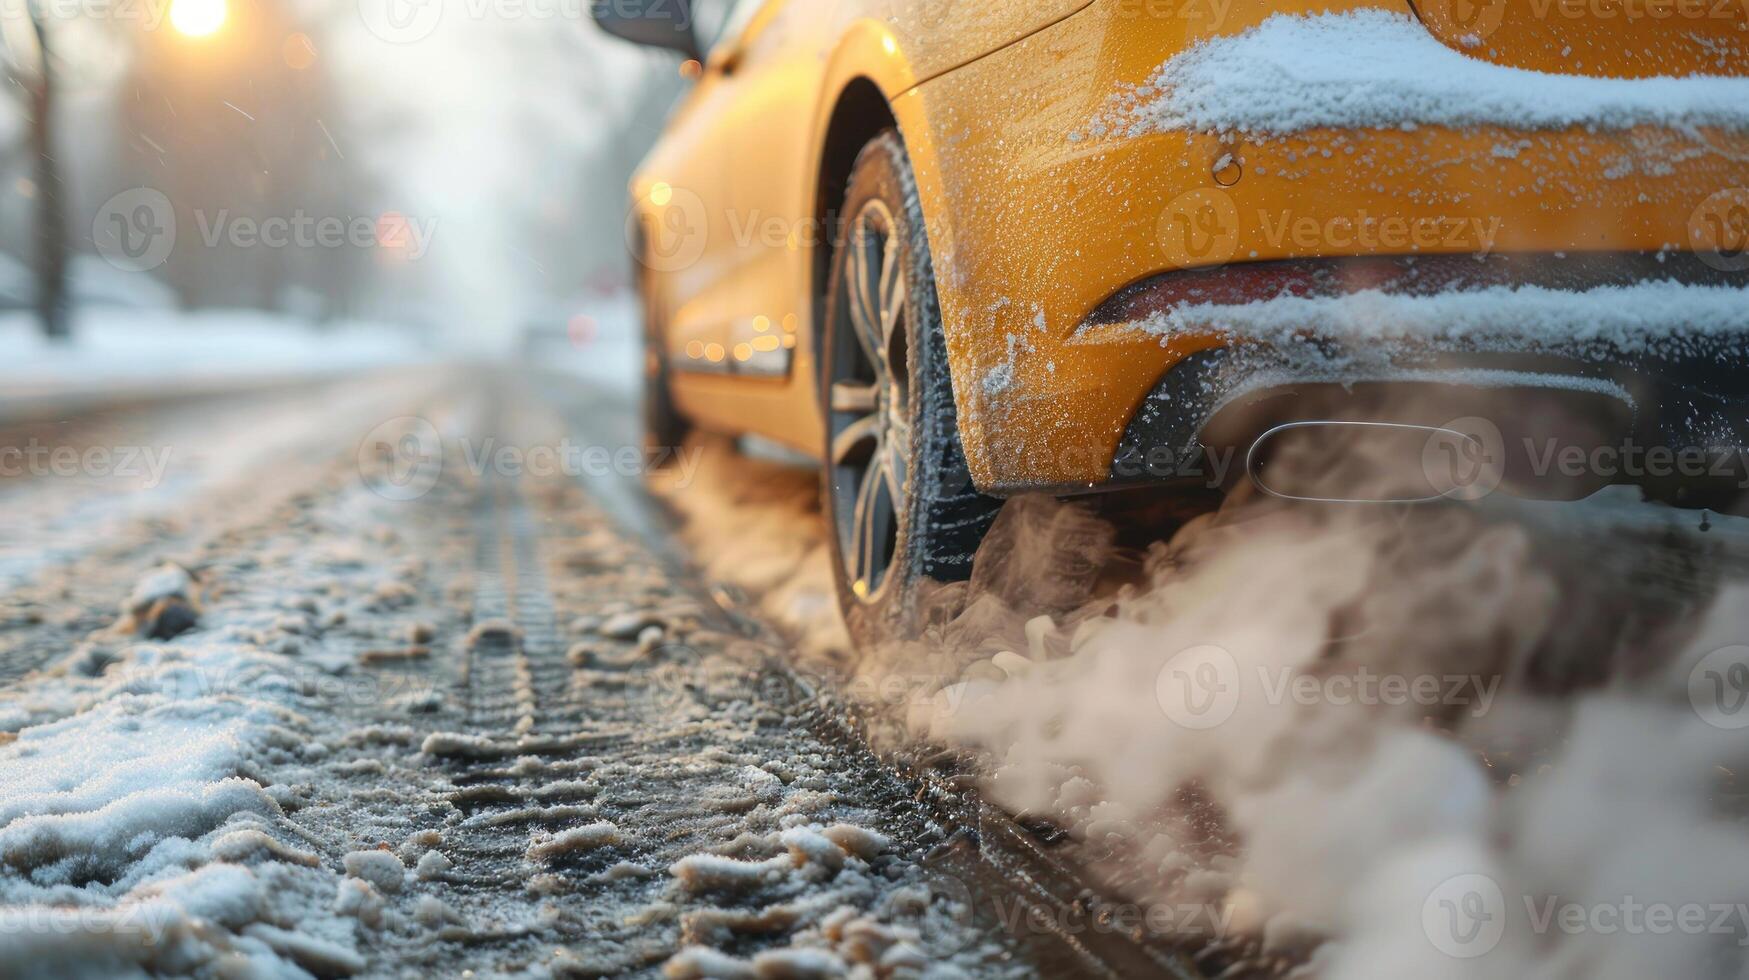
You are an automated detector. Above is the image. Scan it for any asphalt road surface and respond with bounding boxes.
[0,367,1218,980]
[5,366,1748,980]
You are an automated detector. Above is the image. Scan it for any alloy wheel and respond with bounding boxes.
[826,199,912,601]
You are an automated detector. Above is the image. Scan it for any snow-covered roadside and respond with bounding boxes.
[0,371,453,592]
[0,382,1010,978]
[1098,9,1749,139]
[0,308,429,400]
[0,671,362,977]
[0,482,436,976]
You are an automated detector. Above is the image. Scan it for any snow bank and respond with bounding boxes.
[1106,10,1749,138]
[0,307,425,394]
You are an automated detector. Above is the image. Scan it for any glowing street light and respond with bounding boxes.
[169,0,226,37]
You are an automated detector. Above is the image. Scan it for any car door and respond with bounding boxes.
[711,0,830,379]
[634,0,779,377]
[702,0,1102,380]
[628,0,754,377]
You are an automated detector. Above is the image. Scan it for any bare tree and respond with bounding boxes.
[24,3,67,340]
[1,5,67,337]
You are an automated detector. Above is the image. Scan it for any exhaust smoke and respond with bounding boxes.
[891,420,1747,975]
[664,398,1749,976]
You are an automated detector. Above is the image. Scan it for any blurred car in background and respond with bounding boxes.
[597,0,1749,645]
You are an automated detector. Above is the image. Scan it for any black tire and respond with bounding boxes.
[820,131,1001,647]
[642,339,690,454]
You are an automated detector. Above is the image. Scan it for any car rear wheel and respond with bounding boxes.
[642,340,690,454]
[821,131,1001,648]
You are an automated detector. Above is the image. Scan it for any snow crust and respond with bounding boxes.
[525,822,620,862]
[0,658,355,976]
[1110,10,1749,137]
[0,550,392,974]
[341,850,407,894]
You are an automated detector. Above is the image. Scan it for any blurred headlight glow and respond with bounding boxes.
[170,0,226,36]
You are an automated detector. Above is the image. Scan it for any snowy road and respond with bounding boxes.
[0,370,1190,980]
[9,367,1749,980]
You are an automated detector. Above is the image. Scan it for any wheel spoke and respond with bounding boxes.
[830,414,880,467]
[830,382,878,414]
[829,200,917,600]
[882,434,908,509]
[878,233,904,349]
[851,450,894,590]
[848,227,886,372]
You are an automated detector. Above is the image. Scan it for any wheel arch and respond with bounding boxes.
[811,77,899,390]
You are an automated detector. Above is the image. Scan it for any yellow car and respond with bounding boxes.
[596,0,1749,644]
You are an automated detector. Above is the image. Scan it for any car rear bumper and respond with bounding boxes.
[1071,254,1749,509]
[900,1,1749,494]
[972,252,1749,504]
[1108,341,1749,510]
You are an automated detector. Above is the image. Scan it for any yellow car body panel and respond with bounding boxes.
[638,0,1096,457]
[1412,0,1749,77]
[631,0,1749,491]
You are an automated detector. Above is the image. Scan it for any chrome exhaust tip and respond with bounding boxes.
[1246,419,1502,504]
